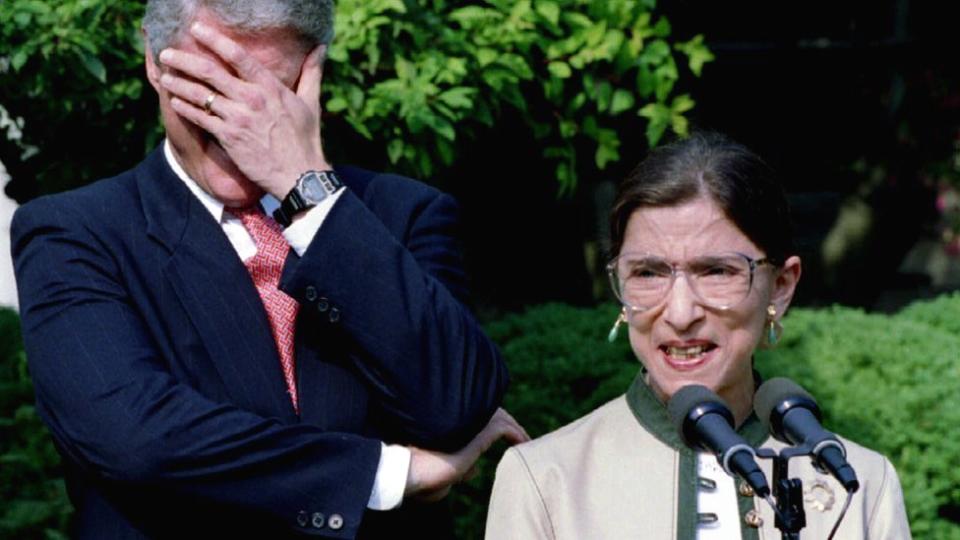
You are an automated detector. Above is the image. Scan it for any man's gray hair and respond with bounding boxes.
[143,0,335,59]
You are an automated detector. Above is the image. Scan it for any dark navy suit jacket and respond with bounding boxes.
[11,147,508,538]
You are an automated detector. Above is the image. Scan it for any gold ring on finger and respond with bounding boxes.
[203,93,217,114]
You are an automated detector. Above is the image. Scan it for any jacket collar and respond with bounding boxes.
[625,370,769,451]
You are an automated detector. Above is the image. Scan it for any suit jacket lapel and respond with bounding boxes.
[136,147,297,420]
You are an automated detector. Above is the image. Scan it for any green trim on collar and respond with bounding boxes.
[625,372,769,540]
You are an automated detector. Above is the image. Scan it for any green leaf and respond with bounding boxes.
[559,119,577,138]
[555,160,572,186]
[568,91,586,113]
[671,94,695,114]
[671,113,689,137]
[640,39,670,65]
[675,34,715,77]
[636,65,656,98]
[11,49,29,71]
[595,139,620,169]
[14,11,32,26]
[562,12,593,29]
[477,48,498,67]
[382,0,407,13]
[326,96,349,113]
[498,54,533,79]
[610,89,635,115]
[77,52,106,83]
[424,113,456,141]
[437,87,475,109]
[651,16,672,37]
[450,6,491,26]
[638,102,671,146]
[595,81,613,112]
[547,61,571,79]
[535,1,560,26]
[387,138,404,163]
[654,57,678,101]
[394,57,415,80]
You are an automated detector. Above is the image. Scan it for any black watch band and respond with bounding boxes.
[273,170,343,227]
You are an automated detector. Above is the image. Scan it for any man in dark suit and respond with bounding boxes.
[10,1,525,537]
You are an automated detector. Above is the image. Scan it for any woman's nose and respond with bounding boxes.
[662,273,705,331]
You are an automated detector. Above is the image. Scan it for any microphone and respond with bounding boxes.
[668,385,771,498]
[754,377,860,493]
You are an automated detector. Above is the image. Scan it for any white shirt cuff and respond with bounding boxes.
[280,189,345,257]
[367,443,411,511]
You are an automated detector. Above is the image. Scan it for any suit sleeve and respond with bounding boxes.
[11,198,378,538]
[485,448,556,540]
[282,186,508,451]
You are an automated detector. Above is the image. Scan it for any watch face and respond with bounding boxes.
[300,173,328,203]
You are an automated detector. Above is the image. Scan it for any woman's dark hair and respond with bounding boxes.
[609,132,795,264]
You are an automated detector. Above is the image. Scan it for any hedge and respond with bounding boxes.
[3,295,960,538]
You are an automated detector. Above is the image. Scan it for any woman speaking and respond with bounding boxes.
[485,133,910,539]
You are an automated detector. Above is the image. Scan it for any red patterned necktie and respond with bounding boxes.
[232,206,300,412]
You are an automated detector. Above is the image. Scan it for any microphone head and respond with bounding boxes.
[668,384,734,449]
[754,377,822,441]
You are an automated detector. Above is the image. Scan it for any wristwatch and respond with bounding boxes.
[273,170,344,227]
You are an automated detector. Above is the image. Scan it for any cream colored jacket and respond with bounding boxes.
[486,393,911,539]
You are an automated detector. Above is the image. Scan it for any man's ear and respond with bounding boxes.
[142,28,162,92]
[771,255,802,319]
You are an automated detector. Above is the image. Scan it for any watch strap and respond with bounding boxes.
[274,170,343,227]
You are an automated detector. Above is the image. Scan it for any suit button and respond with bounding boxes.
[328,513,344,530]
[317,298,330,312]
[311,512,325,529]
[296,510,309,527]
[304,286,318,302]
[329,307,341,323]
[738,480,755,497]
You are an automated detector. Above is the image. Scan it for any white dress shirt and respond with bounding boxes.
[164,140,410,511]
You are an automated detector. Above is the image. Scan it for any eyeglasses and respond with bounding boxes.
[606,252,776,312]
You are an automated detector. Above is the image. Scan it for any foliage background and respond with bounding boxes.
[2,0,959,538]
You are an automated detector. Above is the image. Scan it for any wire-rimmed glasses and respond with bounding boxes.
[607,252,776,312]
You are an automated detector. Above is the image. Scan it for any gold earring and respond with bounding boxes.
[766,304,783,347]
[608,308,627,343]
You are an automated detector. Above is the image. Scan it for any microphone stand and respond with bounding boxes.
[756,444,814,540]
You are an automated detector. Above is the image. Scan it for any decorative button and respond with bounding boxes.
[296,511,309,527]
[311,512,325,529]
[304,286,318,302]
[744,509,763,528]
[804,479,836,512]
[328,513,344,530]
[317,298,330,312]
[738,480,755,497]
[329,307,341,323]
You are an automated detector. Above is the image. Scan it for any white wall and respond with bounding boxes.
[0,160,18,310]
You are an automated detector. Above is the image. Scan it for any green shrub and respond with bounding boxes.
[0,308,71,539]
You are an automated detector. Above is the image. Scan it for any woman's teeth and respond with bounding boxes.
[666,345,709,359]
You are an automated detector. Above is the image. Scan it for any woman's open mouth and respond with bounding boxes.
[659,342,718,370]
